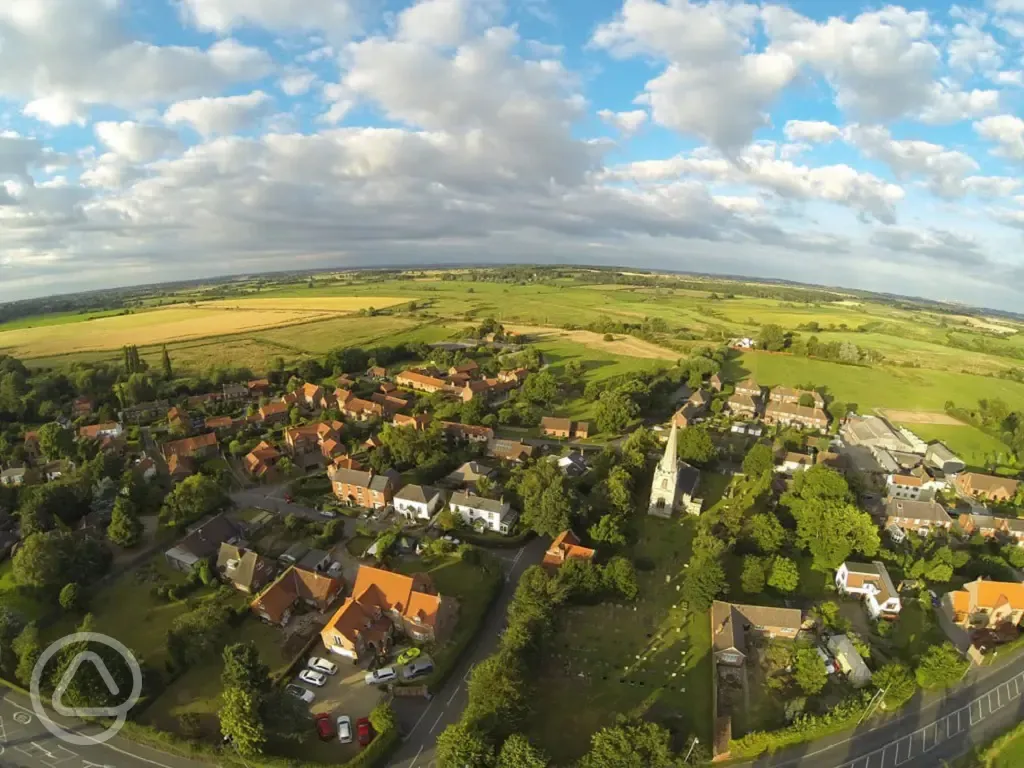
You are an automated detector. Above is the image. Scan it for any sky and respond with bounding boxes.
[1,0,1024,309]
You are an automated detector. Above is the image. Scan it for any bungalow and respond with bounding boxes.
[542,530,596,569]
[769,386,825,409]
[712,601,804,667]
[734,378,762,399]
[245,441,281,478]
[442,421,494,443]
[320,565,457,659]
[763,401,829,431]
[329,467,400,509]
[835,561,902,619]
[393,484,446,521]
[943,579,1024,630]
[78,422,123,441]
[251,566,343,626]
[217,543,274,594]
[162,432,219,462]
[165,513,241,573]
[885,498,953,535]
[487,438,535,463]
[448,491,518,534]
[726,393,759,418]
[887,473,924,500]
[396,370,447,394]
[258,401,289,424]
[394,412,432,431]
[956,472,1019,503]
[540,417,589,439]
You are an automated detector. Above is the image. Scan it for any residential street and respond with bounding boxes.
[0,690,208,768]
[388,536,549,768]
[230,483,325,522]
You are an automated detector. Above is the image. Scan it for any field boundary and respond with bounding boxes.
[879,409,967,425]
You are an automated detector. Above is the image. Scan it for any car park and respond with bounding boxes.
[285,684,315,703]
[401,659,434,680]
[337,715,353,744]
[356,717,374,747]
[364,666,397,685]
[308,657,338,676]
[299,669,328,687]
[314,713,335,741]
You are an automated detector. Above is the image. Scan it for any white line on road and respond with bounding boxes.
[404,700,435,740]
[447,685,461,706]
[408,745,424,768]
[429,711,445,734]
[509,545,526,570]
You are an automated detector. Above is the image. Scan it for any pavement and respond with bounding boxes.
[230,483,326,522]
[387,536,549,768]
[0,690,208,768]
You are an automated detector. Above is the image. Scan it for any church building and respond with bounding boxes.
[648,423,703,517]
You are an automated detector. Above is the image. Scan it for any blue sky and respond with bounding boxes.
[1,0,1023,309]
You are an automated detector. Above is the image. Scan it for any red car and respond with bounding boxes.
[284,493,294,503]
[356,717,374,747]
[314,713,335,741]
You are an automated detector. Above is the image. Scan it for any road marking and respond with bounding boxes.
[12,712,31,725]
[446,685,461,705]
[408,745,424,768]
[429,711,445,734]
[404,699,436,739]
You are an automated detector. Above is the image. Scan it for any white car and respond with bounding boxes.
[337,715,353,744]
[285,684,315,703]
[299,669,327,687]
[318,507,337,518]
[364,666,397,685]
[328,561,343,577]
[308,657,338,676]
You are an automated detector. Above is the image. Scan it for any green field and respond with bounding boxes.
[895,423,1017,469]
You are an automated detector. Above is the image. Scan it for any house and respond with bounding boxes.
[258,401,289,424]
[394,484,446,521]
[284,424,326,456]
[336,374,357,389]
[72,396,94,418]
[320,437,345,460]
[396,370,447,394]
[648,424,702,517]
[827,635,873,688]
[248,379,272,397]
[763,402,829,431]
[555,451,589,477]
[297,549,332,573]
[726,393,759,418]
[329,467,400,509]
[245,441,281,478]
[956,472,1019,503]
[367,366,388,379]
[217,543,274,594]
[167,407,189,432]
[40,460,65,482]
[841,415,914,453]
[442,421,494,443]
[957,514,1024,546]
[542,530,596,569]
[118,400,169,424]
[394,412,432,431]
[712,601,804,667]
[769,386,825,409]
[167,454,196,481]
[887,473,924,500]
[885,498,953,535]
[540,417,589,439]
[816,451,848,473]
[251,566,343,626]
[0,467,26,487]
[835,561,901,619]
[162,432,218,462]
[370,392,409,415]
[341,397,384,421]
[165,513,240,573]
[186,392,221,409]
[204,415,237,434]
[78,422,123,441]
[734,379,762,399]
[448,491,518,534]
[22,431,39,459]
[445,461,495,491]
[498,368,529,384]
[297,383,324,409]
[380,382,398,394]
[320,565,458,659]
[332,456,365,471]
[710,374,723,391]
[364,434,383,451]
[943,579,1024,630]
[778,452,812,474]
[487,438,535,462]
[222,383,249,402]
[925,443,966,475]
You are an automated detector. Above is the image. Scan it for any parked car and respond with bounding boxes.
[318,507,337,518]
[308,657,338,676]
[356,716,374,747]
[337,715,353,744]
[284,493,294,503]
[328,561,343,577]
[396,647,421,666]
[285,684,315,703]
[402,659,434,680]
[441,534,461,545]
[314,713,334,741]
[364,666,397,685]
[299,669,328,687]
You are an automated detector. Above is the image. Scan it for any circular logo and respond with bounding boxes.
[30,632,143,745]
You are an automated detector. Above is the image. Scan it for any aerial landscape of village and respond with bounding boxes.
[1,266,1024,768]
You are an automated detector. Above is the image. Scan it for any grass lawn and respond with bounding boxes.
[0,560,50,620]
[699,471,732,510]
[525,515,712,765]
[895,423,1018,470]
[992,725,1024,767]
[346,535,374,557]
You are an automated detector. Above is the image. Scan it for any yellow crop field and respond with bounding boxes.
[506,325,679,360]
[193,297,407,312]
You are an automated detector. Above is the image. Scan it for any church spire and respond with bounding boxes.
[660,421,678,472]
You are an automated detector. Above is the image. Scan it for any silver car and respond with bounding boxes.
[337,715,353,744]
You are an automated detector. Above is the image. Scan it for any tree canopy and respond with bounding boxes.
[511,460,575,538]
[158,474,226,528]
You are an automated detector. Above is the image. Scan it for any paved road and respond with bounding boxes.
[0,691,208,768]
[740,652,1024,768]
[388,536,549,768]
[231,484,326,522]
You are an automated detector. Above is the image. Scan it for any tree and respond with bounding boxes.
[475,475,495,499]
[603,466,633,515]
[222,642,271,694]
[161,346,173,381]
[794,646,828,695]
[497,733,547,768]
[107,497,143,548]
[748,512,786,554]
[512,461,575,538]
[768,556,800,592]
[59,583,84,612]
[602,557,639,600]
[681,557,726,611]
[579,718,676,768]
[13,622,42,686]
[798,393,816,408]
[595,390,638,434]
[915,643,968,689]
[589,514,627,546]
[783,466,879,570]
[220,687,267,757]
[0,607,25,680]
[759,324,787,352]
[677,427,716,464]
[49,615,134,709]
[873,662,917,710]
[436,722,494,767]
[37,422,74,460]
[742,443,774,478]
[158,474,226,528]
[13,531,112,591]
[741,556,767,594]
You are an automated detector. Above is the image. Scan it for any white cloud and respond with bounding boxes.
[178,0,361,39]
[94,122,181,163]
[783,120,841,143]
[947,20,1003,72]
[597,109,648,136]
[396,0,503,47]
[963,176,1022,198]
[975,115,1024,160]
[165,91,274,137]
[279,69,318,97]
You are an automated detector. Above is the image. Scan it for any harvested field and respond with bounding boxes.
[880,410,966,425]
[194,296,407,313]
[506,325,678,360]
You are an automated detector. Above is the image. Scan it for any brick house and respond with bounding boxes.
[957,513,1024,546]
[251,566,343,626]
[78,422,123,441]
[162,432,219,462]
[328,467,400,509]
[835,561,902,619]
[887,473,924,500]
[763,401,829,431]
[394,412,432,430]
[769,386,825,409]
[320,565,457,659]
[284,421,343,457]
[248,379,272,397]
[259,401,289,424]
[712,601,804,667]
[72,396,94,418]
[734,379,762,399]
[245,441,281,478]
[540,417,589,439]
[441,421,494,443]
[885,498,953,535]
[341,397,384,421]
[943,579,1024,630]
[396,370,447,393]
[542,530,596,570]
[955,472,1019,503]
[726,393,759,418]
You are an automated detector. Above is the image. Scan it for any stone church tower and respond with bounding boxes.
[648,422,680,517]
